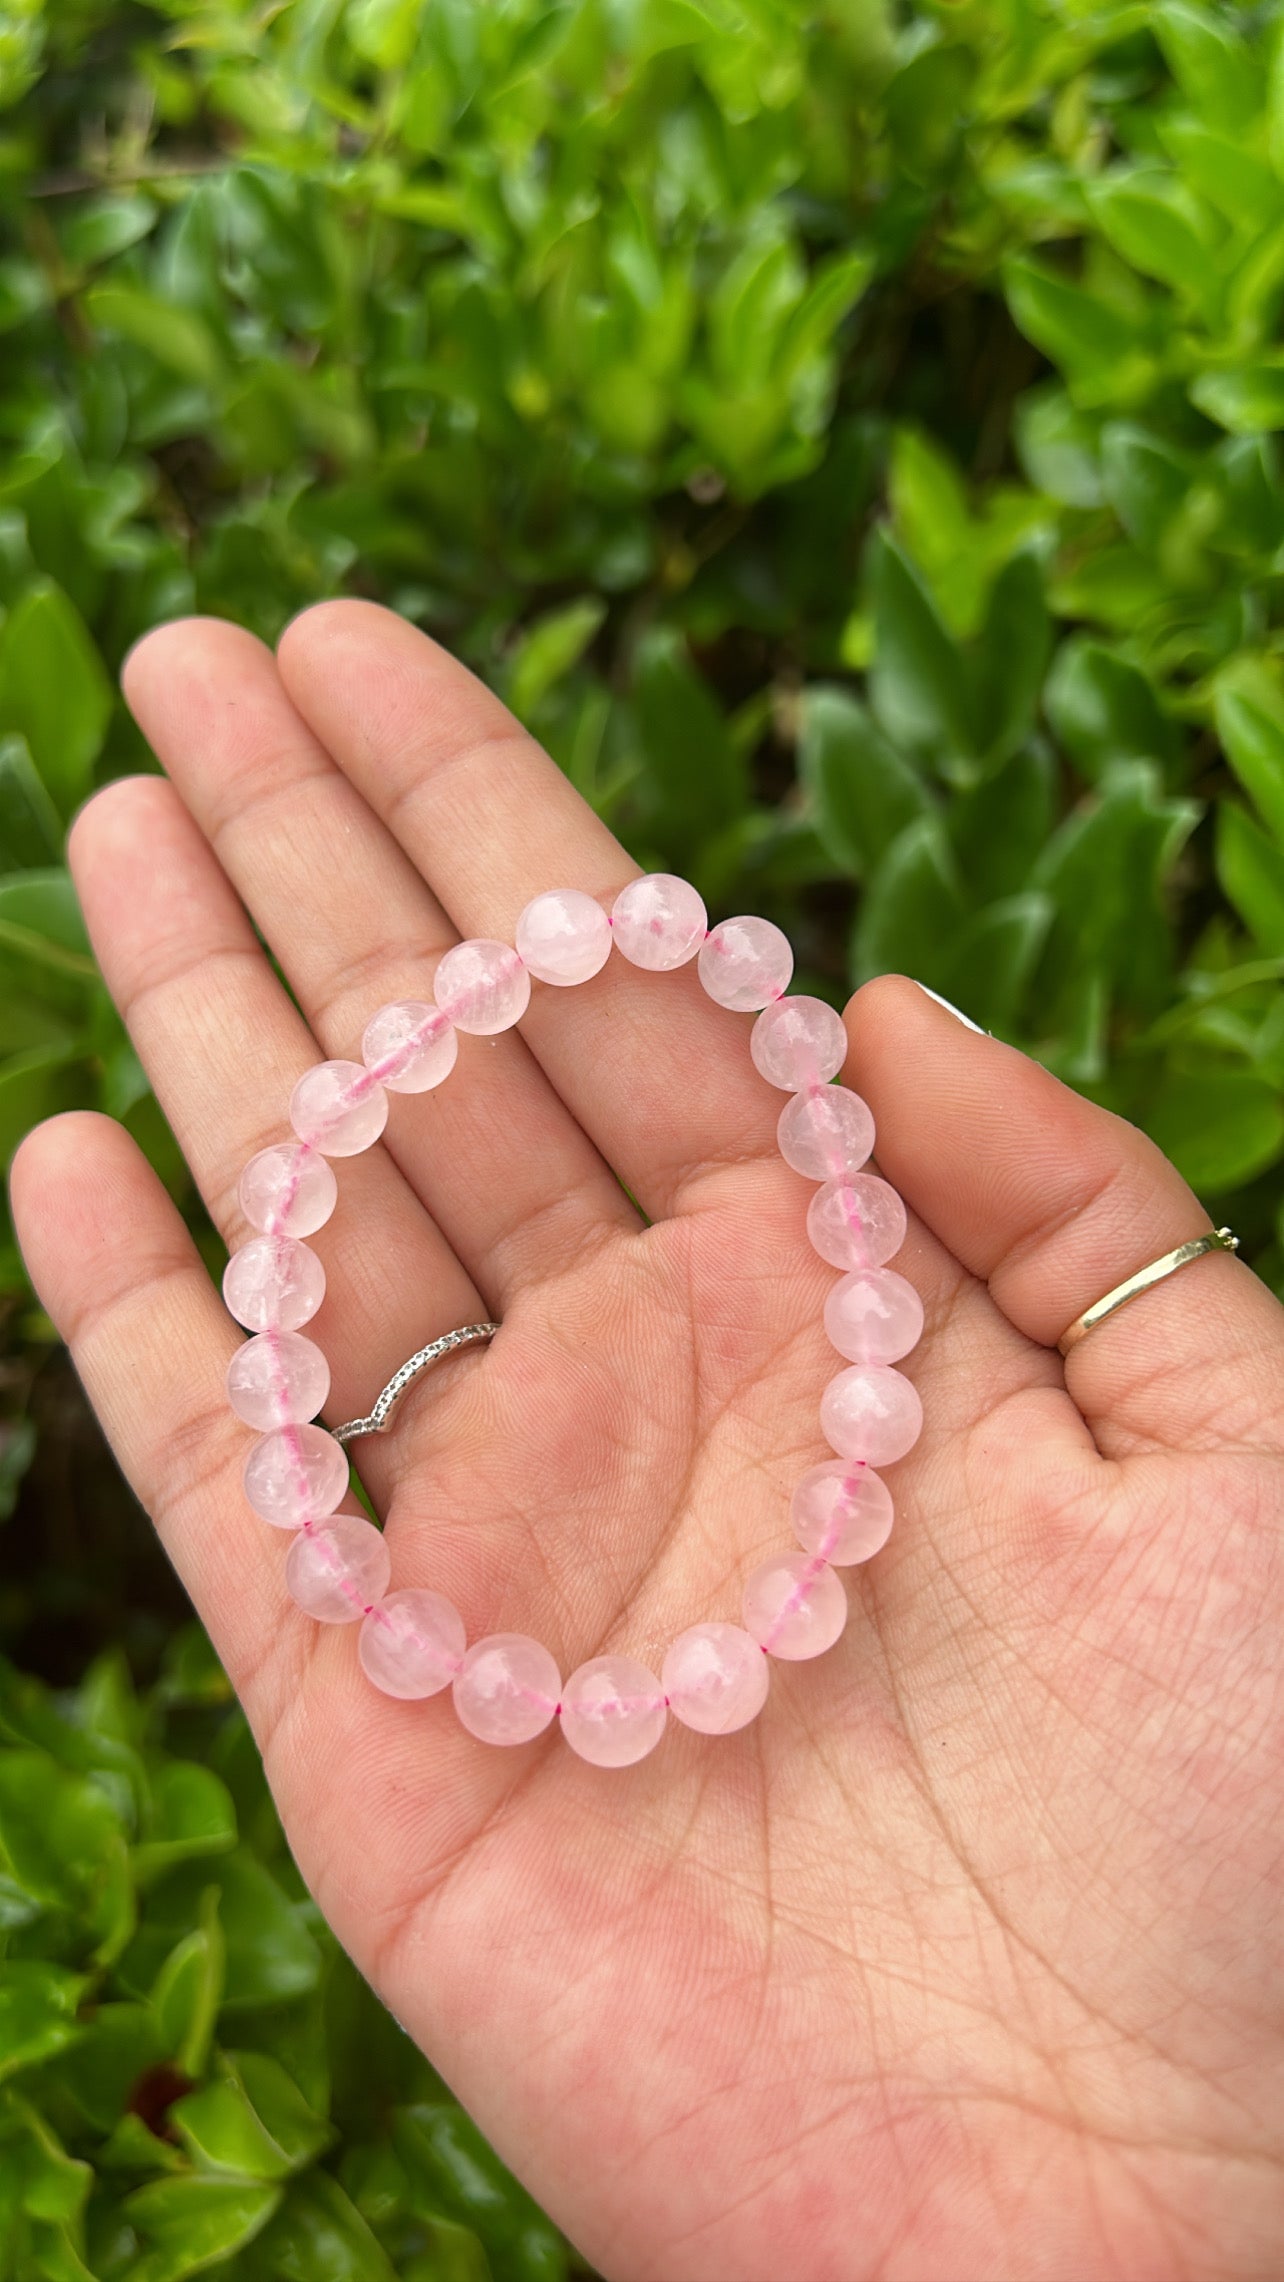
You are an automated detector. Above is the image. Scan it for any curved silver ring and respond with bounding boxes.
[333,1322,500,1445]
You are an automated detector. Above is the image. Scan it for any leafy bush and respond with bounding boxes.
[3,0,1284,2270]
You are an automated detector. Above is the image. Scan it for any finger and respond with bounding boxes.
[121,618,638,1300]
[276,599,788,1218]
[68,774,480,1501]
[846,977,1284,1457]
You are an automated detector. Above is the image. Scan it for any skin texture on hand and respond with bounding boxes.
[11,604,1284,2282]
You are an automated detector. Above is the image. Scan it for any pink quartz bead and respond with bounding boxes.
[777,1085,875,1182]
[358,1589,466,1699]
[238,1143,338,1239]
[824,1268,924,1365]
[791,1460,895,1565]
[452,1634,561,1745]
[750,995,848,1091]
[610,873,707,970]
[560,1656,667,1767]
[661,1622,769,1736]
[742,1551,848,1660]
[285,1514,392,1624]
[820,1364,924,1466]
[225,1331,330,1431]
[807,1174,907,1270]
[223,1236,326,1333]
[433,939,531,1034]
[289,1060,388,1157]
[242,1423,349,1530]
[361,1000,458,1093]
[698,915,794,1012]
[515,889,612,986]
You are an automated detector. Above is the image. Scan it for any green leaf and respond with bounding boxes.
[507,598,606,723]
[85,283,223,386]
[1044,639,1180,779]
[867,531,975,777]
[134,1763,237,1884]
[0,867,92,978]
[1033,760,1200,1011]
[1160,121,1283,235]
[0,1749,134,1962]
[1086,166,1220,308]
[797,686,930,879]
[152,1894,224,2078]
[0,1964,87,2084]
[632,627,748,850]
[1214,660,1284,847]
[852,813,966,987]
[394,2104,568,2282]
[1155,1,1260,134]
[1217,802,1284,953]
[1099,424,1192,557]
[949,744,1057,907]
[172,2053,331,2181]
[1147,1070,1284,1191]
[943,893,1052,1036]
[134,1850,321,2012]
[1003,258,1157,409]
[969,552,1049,765]
[1014,385,1103,508]
[0,1042,78,1164]
[61,193,159,270]
[248,2170,399,2282]
[1190,362,1284,435]
[0,583,113,815]
[123,2176,281,2282]
[0,735,63,868]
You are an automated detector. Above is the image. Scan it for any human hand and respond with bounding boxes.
[12,605,1284,2282]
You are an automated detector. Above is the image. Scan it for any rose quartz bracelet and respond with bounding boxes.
[221,876,924,1768]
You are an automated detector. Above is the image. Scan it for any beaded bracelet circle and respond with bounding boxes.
[221,874,924,1769]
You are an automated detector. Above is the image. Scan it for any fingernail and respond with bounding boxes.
[914,983,988,1035]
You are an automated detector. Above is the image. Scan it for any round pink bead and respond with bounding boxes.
[824,1268,924,1365]
[361,1000,458,1093]
[515,890,612,986]
[791,1461,894,1565]
[610,874,707,970]
[560,1656,667,1767]
[742,1552,848,1660]
[225,1331,330,1430]
[697,915,793,1012]
[452,1634,561,1745]
[290,1061,388,1156]
[238,1143,337,1239]
[807,1174,907,1270]
[358,1589,465,1699]
[751,996,848,1091]
[661,1623,769,1736]
[243,1423,349,1529]
[820,1364,924,1466]
[223,1237,326,1333]
[433,939,530,1034]
[285,1515,392,1624]
[778,1086,875,1182]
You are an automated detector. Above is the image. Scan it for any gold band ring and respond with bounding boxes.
[1057,1228,1240,1358]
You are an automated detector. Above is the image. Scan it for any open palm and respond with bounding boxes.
[13,605,1284,2282]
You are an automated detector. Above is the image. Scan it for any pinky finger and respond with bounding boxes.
[11,1111,298,1736]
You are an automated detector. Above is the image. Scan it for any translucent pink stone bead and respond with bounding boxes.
[661,1623,769,1736]
[223,1237,326,1333]
[820,1364,924,1466]
[697,915,793,1012]
[290,1061,388,1156]
[807,1174,907,1270]
[358,1589,465,1698]
[778,1086,875,1182]
[515,890,612,986]
[610,874,707,970]
[824,1268,924,1365]
[791,1460,894,1565]
[742,1552,848,1660]
[225,1331,330,1430]
[560,1656,667,1767]
[433,939,531,1034]
[238,1143,338,1239]
[361,1000,458,1093]
[285,1515,392,1624]
[242,1423,349,1529]
[750,996,848,1091]
[452,1634,561,1745]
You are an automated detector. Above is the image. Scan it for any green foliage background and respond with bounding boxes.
[2,0,1284,2272]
